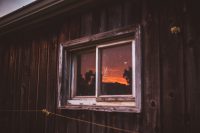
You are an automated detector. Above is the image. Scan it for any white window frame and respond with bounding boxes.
[57,25,141,113]
[96,39,135,98]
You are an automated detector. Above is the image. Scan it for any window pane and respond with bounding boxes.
[75,50,96,96]
[100,43,132,95]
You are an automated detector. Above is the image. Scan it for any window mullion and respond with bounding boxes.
[132,40,136,97]
[95,47,99,98]
[71,56,77,98]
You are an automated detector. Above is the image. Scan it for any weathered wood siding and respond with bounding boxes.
[0,0,200,133]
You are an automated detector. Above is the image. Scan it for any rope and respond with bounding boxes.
[0,109,135,133]
[0,110,41,112]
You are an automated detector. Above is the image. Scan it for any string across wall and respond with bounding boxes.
[0,109,136,133]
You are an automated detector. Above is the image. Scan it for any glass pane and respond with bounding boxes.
[100,43,132,95]
[75,50,96,96]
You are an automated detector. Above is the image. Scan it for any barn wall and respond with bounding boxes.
[0,0,200,133]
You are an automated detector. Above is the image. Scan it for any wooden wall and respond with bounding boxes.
[0,0,199,133]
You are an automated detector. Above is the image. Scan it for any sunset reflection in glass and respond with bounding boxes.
[76,50,96,96]
[100,43,132,95]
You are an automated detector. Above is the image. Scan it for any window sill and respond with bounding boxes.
[59,101,140,113]
[59,105,140,113]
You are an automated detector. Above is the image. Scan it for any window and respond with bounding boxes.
[58,26,141,112]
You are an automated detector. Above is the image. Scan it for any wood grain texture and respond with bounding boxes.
[0,0,199,133]
[141,0,160,133]
[184,0,200,132]
[159,1,186,133]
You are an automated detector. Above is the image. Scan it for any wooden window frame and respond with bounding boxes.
[57,25,142,113]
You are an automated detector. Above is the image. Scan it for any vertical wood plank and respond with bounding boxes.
[58,20,70,43]
[81,12,92,37]
[160,1,186,133]
[77,111,91,133]
[141,0,161,133]
[10,45,20,133]
[92,9,101,34]
[99,8,107,33]
[0,42,12,133]
[91,111,107,133]
[19,42,31,133]
[107,3,122,30]
[123,0,141,27]
[106,113,123,133]
[69,16,81,40]
[45,36,58,133]
[64,110,78,133]
[55,109,68,133]
[184,1,200,132]
[28,40,40,133]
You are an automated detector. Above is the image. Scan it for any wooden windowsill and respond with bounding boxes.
[58,104,141,113]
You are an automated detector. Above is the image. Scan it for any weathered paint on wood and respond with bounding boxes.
[0,0,200,133]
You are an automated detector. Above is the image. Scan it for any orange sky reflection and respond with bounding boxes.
[102,76,128,85]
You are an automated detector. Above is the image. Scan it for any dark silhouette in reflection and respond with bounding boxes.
[77,70,95,96]
[101,67,132,95]
[76,67,132,96]
[123,66,132,88]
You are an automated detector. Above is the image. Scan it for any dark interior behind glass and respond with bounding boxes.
[75,50,96,96]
